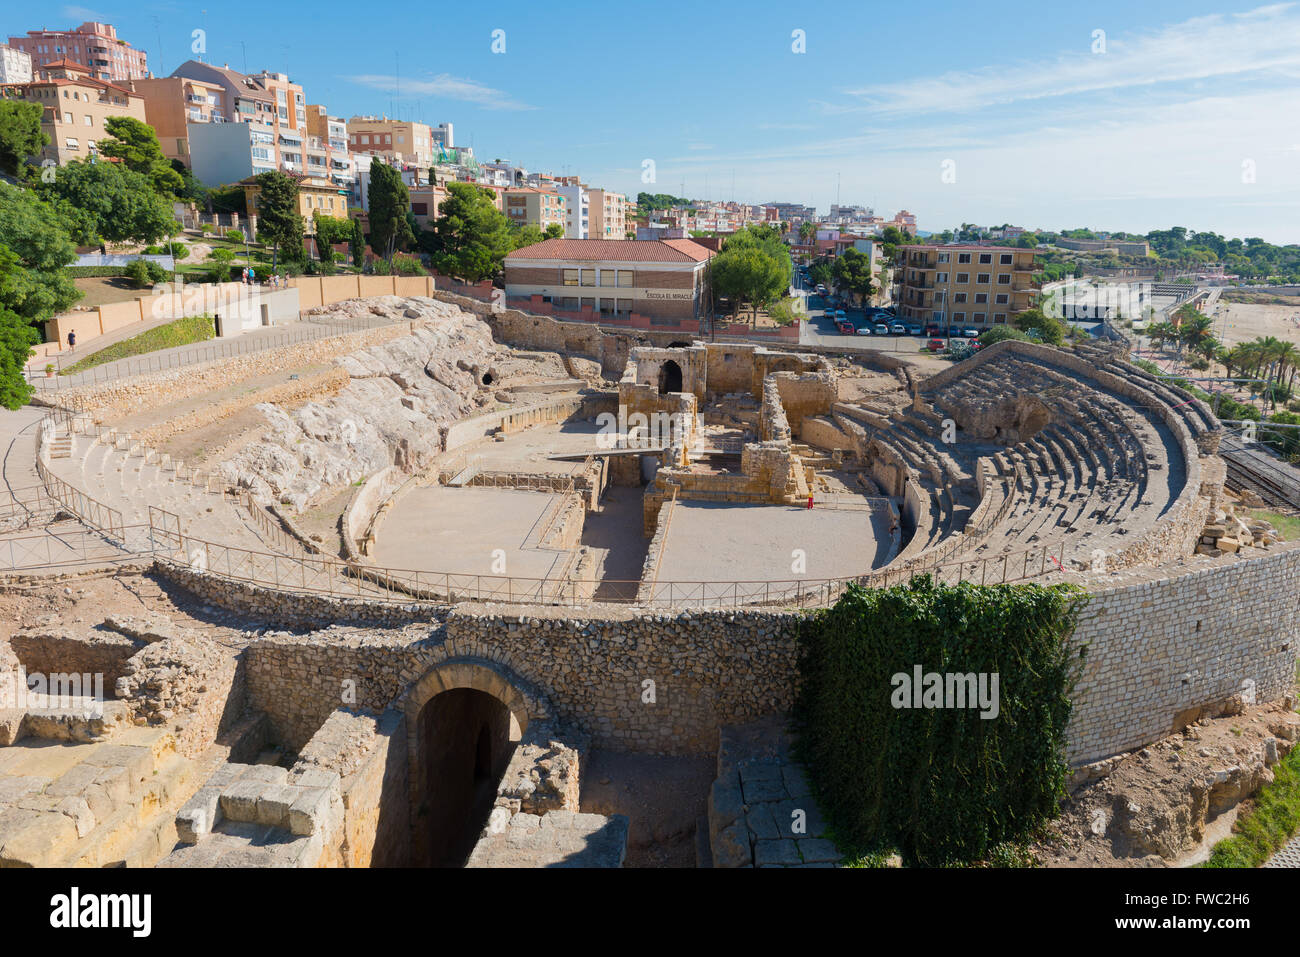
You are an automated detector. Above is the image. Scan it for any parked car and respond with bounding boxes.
[924,324,943,338]
[874,323,890,336]
[926,337,945,352]
[962,327,979,339]
[906,323,924,336]
[816,284,827,294]
[836,320,855,335]
[834,309,847,319]
[889,322,906,335]
[856,325,876,336]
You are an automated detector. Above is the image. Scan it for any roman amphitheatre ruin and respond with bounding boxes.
[1,280,1297,868]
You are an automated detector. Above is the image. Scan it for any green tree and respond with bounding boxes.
[1011,306,1067,345]
[510,223,545,249]
[544,222,565,240]
[0,181,80,326]
[349,215,365,267]
[312,212,354,259]
[0,244,39,409]
[832,248,875,305]
[38,160,178,245]
[252,171,304,268]
[368,162,415,263]
[421,182,515,282]
[0,101,48,177]
[709,226,791,324]
[98,117,183,197]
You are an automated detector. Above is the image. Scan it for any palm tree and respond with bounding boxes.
[1178,315,1215,357]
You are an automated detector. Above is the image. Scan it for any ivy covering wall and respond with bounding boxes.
[794,576,1088,865]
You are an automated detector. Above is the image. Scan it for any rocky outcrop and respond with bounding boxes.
[220,297,574,509]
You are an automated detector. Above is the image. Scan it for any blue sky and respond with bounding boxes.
[24,0,1300,242]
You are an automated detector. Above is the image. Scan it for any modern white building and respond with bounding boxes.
[556,183,590,239]
[0,44,32,83]
[187,121,277,186]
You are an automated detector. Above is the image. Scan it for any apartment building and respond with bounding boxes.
[889,210,918,236]
[305,104,355,192]
[128,75,228,167]
[168,60,314,184]
[241,174,351,234]
[347,116,434,168]
[504,238,715,322]
[0,45,33,83]
[588,189,629,239]
[896,245,1038,330]
[8,22,146,83]
[431,122,453,149]
[556,183,590,238]
[503,187,567,230]
[18,59,146,166]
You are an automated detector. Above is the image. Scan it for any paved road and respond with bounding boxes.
[1,405,45,492]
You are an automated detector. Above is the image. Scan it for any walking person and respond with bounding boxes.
[67,330,76,352]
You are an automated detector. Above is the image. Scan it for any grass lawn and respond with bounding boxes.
[1202,734,1300,867]
[72,276,149,308]
[1245,509,1300,541]
[60,314,216,375]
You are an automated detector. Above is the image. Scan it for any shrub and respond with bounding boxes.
[978,325,1029,347]
[123,258,169,288]
[794,577,1087,866]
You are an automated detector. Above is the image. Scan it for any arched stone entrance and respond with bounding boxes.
[403,658,549,866]
[658,359,683,395]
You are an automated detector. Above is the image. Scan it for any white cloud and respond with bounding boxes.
[346,73,535,111]
[61,5,109,20]
[839,3,1300,115]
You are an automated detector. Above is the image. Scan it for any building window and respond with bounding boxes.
[953,312,965,322]
[979,253,992,264]
[957,253,971,264]
[955,273,969,284]
[973,313,986,322]
[562,269,579,286]
[64,137,78,149]
[1000,254,1013,265]
[599,270,616,287]
[993,313,1007,323]
[580,268,595,286]
[975,293,987,304]
[954,292,967,304]
[63,111,72,123]
[84,114,92,125]
[617,270,633,287]
[977,274,991,284]
[935,272,947,283]
[998,274,1012,285]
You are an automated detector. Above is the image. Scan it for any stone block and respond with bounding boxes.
[218,780,265,823]
[176,786,223,844]
[754,838,802,867]
[287,786,332,836]
[256,784,303,828]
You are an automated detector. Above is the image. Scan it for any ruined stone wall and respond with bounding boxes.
[704,343,758,396]
[770,371,837,437]
[1066,543,1300,764]
[41,323,412,422]
[134,367,350,448]
[8,629,141,691]
[160,538,1299,764]
[291,707,410,867]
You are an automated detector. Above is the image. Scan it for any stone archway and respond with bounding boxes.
[658,359,683,395]
[403,658,550,866]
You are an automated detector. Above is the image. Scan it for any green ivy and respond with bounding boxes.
[793,576,1088,866]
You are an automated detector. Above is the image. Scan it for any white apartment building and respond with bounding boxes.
[0,44,33,83]
[556,184,590,238]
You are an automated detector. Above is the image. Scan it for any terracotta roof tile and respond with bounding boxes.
[506,238,714,263]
